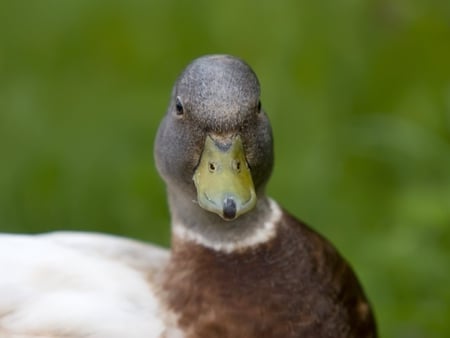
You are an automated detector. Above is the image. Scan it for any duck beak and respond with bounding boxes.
[193,134,256,221]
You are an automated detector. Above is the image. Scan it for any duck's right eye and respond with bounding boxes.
[175,97,184,116]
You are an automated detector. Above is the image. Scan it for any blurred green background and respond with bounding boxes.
[1,0,449,336]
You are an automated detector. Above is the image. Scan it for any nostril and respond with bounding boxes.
[223,198,237,220]
[208,162,216,172]
[233,160,241,172]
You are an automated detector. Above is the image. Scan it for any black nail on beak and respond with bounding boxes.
[223,198,237,220]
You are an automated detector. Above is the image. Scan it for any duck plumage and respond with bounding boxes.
[0,232,168,338]
[0,55,377,338]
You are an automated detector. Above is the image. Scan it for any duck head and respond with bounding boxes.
[155,55,273,232]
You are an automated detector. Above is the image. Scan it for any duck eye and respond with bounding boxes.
[175,96,184,116]
[257,100,261,113]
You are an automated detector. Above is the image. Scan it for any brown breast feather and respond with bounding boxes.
[161,212,377,338]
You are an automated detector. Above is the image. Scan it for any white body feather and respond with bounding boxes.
[0,232,169,338]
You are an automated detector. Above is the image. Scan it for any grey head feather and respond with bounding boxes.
[154,55,274,239]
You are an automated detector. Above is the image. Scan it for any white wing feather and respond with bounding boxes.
[0,232,170,338]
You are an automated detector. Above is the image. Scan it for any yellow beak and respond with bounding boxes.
[193,134,256,220]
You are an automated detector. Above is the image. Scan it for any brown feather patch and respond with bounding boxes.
[161,212,377,338]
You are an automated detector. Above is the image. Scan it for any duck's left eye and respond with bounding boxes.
[175,96,184,116]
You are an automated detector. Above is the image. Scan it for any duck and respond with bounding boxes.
[0,54,377,338]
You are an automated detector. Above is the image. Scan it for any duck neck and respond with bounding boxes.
[166,188,281,254]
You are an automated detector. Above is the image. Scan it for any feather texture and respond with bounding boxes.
[0,233,168,338]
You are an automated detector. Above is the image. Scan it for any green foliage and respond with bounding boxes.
[1,1,449,336]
